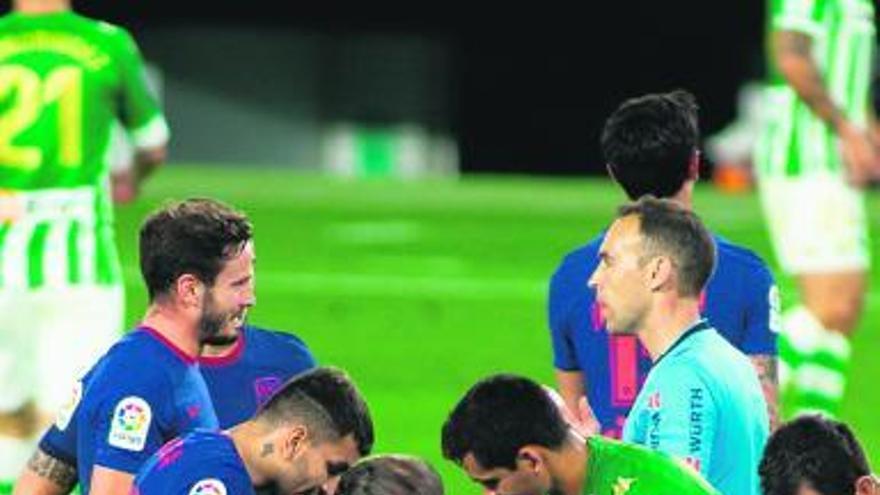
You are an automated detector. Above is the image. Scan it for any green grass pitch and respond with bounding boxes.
[114,165,879,494]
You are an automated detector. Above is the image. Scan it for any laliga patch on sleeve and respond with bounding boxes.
[108,396,152,451]
[188,478,227,495]
[768,285,782,334]
[55,380,83,431]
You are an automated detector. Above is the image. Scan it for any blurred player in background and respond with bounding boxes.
[14,198,253,495]
[549,90,779,440]
[590,197,768,495]
[0,0,168,485]
[335,455,444,495]
[441,374,720,495]
[133,367,374,495]
[759,415,879,495]
[754,0,878,417]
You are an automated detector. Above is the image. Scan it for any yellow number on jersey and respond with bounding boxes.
[0,65,83,170]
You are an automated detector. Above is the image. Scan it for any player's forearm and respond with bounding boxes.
[89,465,134,495]
[555,370,586,416]
[13,449,77,495]
[132,145,167,185]
[773,30,848,132]
[749,355,779,431]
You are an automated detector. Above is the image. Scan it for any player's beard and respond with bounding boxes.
[198,290,244,346]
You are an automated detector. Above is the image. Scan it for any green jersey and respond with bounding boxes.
[754,0,876,178]
[583,436,719,495]
[0,11,168,289]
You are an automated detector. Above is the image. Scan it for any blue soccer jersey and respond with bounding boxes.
[548,232,778,438]
[39,327,219,494]
[622,320,769,495]
[132,429,254,495]
[199,325,317,428]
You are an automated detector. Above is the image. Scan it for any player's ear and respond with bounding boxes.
[515,446,544,475]
[175,273,203,307]
[855,474,879,495]
[281,424,309,460]
[645,255,674,291]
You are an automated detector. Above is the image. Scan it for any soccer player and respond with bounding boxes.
[200,323,317,429]
[335,455,444,495]
[13,198,254,495]
[589,196,768,495]
[0,0,168,482]
[549,90,779,440]
[754,0,878,416]
[441,374,720,495]
[132,367,374,495]
[759,415,879,495]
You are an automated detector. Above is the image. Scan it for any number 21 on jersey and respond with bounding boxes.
[0,64,83,170]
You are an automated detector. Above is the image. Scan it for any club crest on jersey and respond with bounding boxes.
[254,376,283,406]
[55,380,82,431]
[108,396,152,451]
[188,478,227,495]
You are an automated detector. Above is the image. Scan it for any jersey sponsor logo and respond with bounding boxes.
[108,396,152,451]
[188,478,227,495]
[55,380,82,431]
[768,285,782,334]
[254,376,283,406]
[688,388,704,456]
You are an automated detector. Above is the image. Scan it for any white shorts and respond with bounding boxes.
[758,175,870,274]
[0,285,122,413]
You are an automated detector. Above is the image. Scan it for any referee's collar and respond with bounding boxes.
[653,318,711,366]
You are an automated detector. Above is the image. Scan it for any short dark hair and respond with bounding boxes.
[336,455,444,495]
[760,415,872,495]
[139,198,253,301]
[441,374,568,470]
[257,367,374,456]
[601,90,699,199]
[618,195,715,297]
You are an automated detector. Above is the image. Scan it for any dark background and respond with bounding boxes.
[74,2,769,175]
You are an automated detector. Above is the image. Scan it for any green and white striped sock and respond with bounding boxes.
[779,306,851,419]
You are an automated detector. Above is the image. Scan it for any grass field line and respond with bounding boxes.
[123,266,546,299]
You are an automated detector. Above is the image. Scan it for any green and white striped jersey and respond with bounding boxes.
[0,11,169,289]
[755,0,876,178]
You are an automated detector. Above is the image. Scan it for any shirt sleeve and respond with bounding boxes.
[644,368,718,478]
[772,0,822,37]
[548,263,580,371]
[739,263,780,355]
[111,28,169,149]
[92,376,171,475]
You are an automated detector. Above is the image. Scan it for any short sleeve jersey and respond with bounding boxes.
[199,325,317,428]
[583,435,720,495]
[39,327,218,494]
[622,322,769,495]
[132,430,254,495]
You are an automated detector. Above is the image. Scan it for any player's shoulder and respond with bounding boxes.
[242,325,315,361]
[713,234,773,278]
[552,233,604,280]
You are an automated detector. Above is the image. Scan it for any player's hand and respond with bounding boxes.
[838,121,880,187]
[111,170,138,204]
[542,386,599,439]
